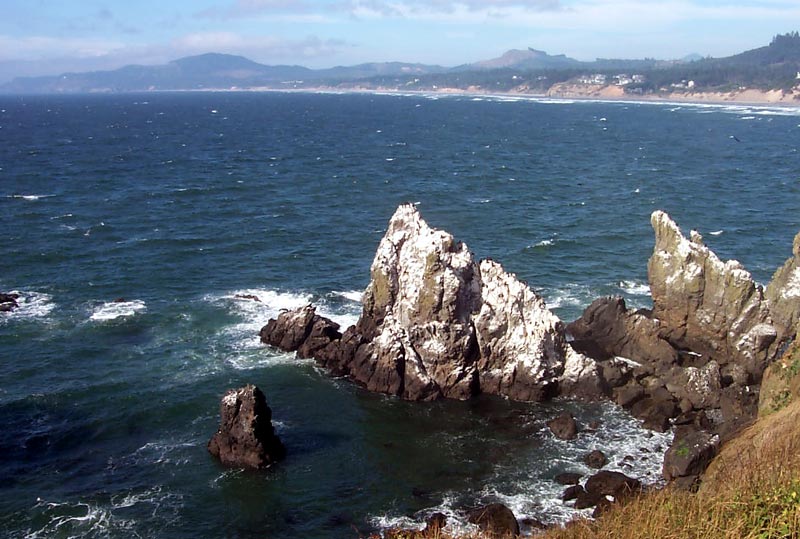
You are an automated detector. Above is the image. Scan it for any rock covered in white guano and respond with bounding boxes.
[261,203,601,402]
[647,210,779,378]
[356,204,597,401]
[473,258,575,400]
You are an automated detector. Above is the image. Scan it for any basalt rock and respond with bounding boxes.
[547,411,579,440]
[0,292,19,312]
[584,449,608,469]
[260,204,601,403]
[567,296,676,366]
[570,212,800,435]
[584,470,642,499]
[662,426,719,484]
[207,385,286,469]
[467,503,520,538]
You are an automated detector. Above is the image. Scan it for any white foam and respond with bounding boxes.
[209,288,361,369]
[529,239,554,248]
[90,300,146,321]
[618,280,651,296]
[543,283,594,310]
[333,290,363,303]
[0,291,55,323]
[26,487,183,538]
[7,194,54,201]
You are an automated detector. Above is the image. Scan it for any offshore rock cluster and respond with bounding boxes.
[211,203,800,519]
[261,203,602,403]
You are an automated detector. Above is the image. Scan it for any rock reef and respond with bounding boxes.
[261,204,601,402]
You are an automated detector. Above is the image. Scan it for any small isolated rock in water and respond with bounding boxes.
[467,503,520,538]
[0,292,20,312]
[547,411,579,440]
[208,384,286,469]
[584,449,608,469]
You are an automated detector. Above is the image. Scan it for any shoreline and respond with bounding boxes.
[10,84,799,110]
[190,84,800,110]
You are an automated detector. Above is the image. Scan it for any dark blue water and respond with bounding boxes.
[1,92,798,538]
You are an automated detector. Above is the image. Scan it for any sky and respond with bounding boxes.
[1,0,798,83]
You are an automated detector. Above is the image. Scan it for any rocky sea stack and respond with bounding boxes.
[208,384,286,469]
[261,203,602,402]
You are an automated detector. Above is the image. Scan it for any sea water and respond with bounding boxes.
[1,92,798,538]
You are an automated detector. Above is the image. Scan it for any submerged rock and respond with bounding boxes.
[207,385,286,469]
[261,204,601,402]
[0,292,19,312]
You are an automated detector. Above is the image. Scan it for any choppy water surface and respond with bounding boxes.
[1,92,798,538]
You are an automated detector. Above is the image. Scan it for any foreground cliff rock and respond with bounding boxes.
[208,384,286,468]
[261,204,602,402]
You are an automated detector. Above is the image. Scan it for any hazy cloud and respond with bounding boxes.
[0,31,351,83]
[197,0,312,19]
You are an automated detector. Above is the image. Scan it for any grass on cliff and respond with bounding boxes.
[385,398,800,539]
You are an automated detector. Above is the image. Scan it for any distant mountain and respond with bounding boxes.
[317,62,447,80]
[457,48,581,71]
[0,53,444,94]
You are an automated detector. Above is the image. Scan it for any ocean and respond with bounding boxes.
[1,91,798,538]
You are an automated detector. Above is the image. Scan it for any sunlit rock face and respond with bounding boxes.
[647,210,795,380]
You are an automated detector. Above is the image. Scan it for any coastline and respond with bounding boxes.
[208,83,800,110]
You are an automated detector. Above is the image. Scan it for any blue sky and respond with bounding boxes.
[1,0,798,82]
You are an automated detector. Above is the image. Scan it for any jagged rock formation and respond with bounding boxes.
[207,385,286,469]
[261,204,601,402]
[648,210,785,379]
[568,211,800,483]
